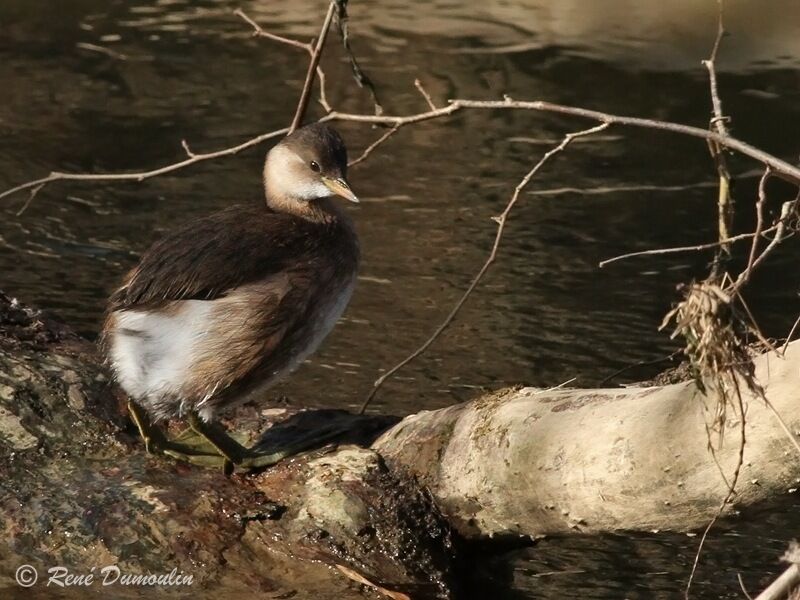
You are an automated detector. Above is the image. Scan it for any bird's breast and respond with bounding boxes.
[285,266,357,371]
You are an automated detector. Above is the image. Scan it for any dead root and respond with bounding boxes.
[661,280,763,447]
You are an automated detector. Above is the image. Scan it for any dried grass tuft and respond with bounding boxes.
[660,280,763,446]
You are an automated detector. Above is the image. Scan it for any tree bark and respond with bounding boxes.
[1,290,799,598]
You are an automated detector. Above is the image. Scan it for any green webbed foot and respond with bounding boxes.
[128,403,354,474]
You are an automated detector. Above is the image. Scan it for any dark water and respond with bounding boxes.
[2,0,800,597]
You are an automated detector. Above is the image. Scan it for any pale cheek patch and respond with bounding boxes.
[289,152,332,200]
[265,146,333,201]
[294,180,333,201]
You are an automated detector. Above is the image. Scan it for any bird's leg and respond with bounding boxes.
[186,411,250,474]
[127,399,167,454]
[161,419,302,472]
[157,412,350,473]
[162,411,263,475]
[128,401,241,473]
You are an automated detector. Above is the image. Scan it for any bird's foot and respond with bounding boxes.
[128,402,246,474]
[128,404,345,474]
[127,400,168,455]
[160,430,300,472]
[163,412,304,474]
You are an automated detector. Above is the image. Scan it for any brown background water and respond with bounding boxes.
[2,0,800,597]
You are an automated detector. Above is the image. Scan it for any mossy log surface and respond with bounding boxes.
[1,291,799,599]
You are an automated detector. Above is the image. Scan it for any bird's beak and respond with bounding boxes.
[323,176,359,203]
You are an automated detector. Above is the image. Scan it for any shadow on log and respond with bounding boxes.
[1,290,799,598]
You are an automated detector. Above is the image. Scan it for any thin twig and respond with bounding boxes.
[602,194,798,268]
[531,377,577,395]
[531,569,587,578]
[782,313,800,354]
[599,229,774,268]
[15,184,44,217]
[234,8,311,51]
[414,78,437,111]
[348,125,401,167]
[359,122,611,414]
[704,421,734,494]
[733,287,779,356]
[181,139,196,158]
[325,99,800,184]
[234,7,333,119]
[76,42,128,61]
[334,0,383,115]
[738,572,754,600]
[686,376,747,599]
[736,167,771,288]
[598,350,681,386]
[762,396,800,457]
[289,1,337,133]
[702,0,734,263]
[316,66,332,112]
[747,200,792,277]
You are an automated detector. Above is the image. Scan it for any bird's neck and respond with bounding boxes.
[265,193,343,225]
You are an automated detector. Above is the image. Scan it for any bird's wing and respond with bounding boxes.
[108,205,312,311]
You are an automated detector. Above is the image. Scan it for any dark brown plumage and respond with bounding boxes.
[102,124,360,426]
[108,204,353,310]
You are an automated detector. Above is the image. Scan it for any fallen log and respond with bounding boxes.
[377,348,800,537]
[0,292,456,599]
[1,290,799,598]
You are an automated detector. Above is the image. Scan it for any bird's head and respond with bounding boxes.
[263,123,358,215]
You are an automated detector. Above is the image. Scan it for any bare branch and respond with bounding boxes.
[4,98,800,203]
[738,573,754,600]
[782,313,800,354]
[0,127,290,201]
[334,0,383,116]
[348,125,401,168]
[747,199,793,275]
[359,122,611,414]
[598,350,681,386]
[754,561,800,600]
[76,42,128,61]
[327,99,800,184]
[685,376,747,599]
[762,395,800,458]
[289,1,337,133]
[703,0,728,119]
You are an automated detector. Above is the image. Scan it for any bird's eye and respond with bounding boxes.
[309,161,321,173]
